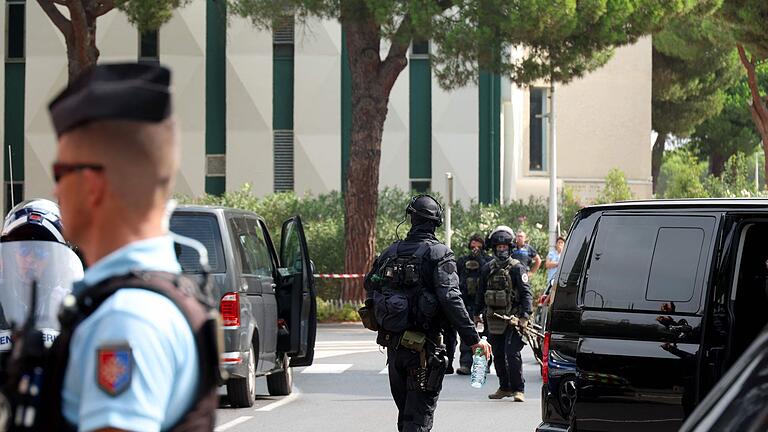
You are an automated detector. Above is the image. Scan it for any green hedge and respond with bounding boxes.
[178,185,588,300]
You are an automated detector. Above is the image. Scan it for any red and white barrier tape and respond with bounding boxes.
[313,273,365,279]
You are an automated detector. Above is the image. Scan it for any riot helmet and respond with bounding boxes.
[1,199,65,244]
[406,194,443,227]
[489,226,514,261]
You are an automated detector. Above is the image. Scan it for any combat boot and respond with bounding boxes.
[488,388,515,399]
[513,392,525,402]
[456,366,470,375]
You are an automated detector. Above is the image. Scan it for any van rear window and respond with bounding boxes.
[583,215,714,313]
[170,214,227,273]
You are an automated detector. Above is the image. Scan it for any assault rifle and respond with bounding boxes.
[493,313,545,366]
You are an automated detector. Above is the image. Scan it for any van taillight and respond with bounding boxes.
[221,292,240,327]
[542,332,551,384]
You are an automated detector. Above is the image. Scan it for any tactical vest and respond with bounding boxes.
[464,259,482,296]
[39,271,222,432]
[484,259,520,335]
[372,242,439,334]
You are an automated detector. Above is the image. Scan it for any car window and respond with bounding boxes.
[282,220,303,274]
[246,219,273,277]
[169,214,226,273]
[583,215,715,313]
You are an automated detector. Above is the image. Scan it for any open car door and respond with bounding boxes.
[278,216,316,367]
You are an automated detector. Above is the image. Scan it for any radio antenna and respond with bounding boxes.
[7,145,15,208]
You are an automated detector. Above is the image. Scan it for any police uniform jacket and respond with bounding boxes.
[62,237,198,431]
[475,258,533,320]
[456,252,491,315]
[365,223,480,347]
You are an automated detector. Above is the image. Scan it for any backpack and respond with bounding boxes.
[372,242,439,333]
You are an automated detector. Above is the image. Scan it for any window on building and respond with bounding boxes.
[412,40,429,56]
[139,30,159,64]
[529,87,547,172]
[410,180,431,193]
[6,1,25,61]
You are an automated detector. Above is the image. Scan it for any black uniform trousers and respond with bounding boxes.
[445,328,474,369]
[488,325,525,392]
[387,346,442,432]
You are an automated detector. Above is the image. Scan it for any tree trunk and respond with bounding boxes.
[651,133,666,194]
[738,46,768,188]
[38,1,108,83]
[709,149,727,177]
[340,13,409,301]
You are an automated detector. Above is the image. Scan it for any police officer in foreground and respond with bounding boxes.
[364,195,491,432]
[6,63,220,431]
[476,226,532,402]
[451,233,490,375]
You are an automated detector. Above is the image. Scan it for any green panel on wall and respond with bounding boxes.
[205,177,225,196]
[409,58,431,181]
[4,63,24,182]
[205,0,226,195]
[273,47,294,131]
[479,71,501,204]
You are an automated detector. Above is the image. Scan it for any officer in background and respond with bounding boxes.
[26,63,219,431]
[476,227,532,402]
[511,230,541,278]
[451,233,490,375]
[365,195,491,432]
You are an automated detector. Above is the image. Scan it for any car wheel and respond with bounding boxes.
[227,345,257,407]
[267,353,293,396]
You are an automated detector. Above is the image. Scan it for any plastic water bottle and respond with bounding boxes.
[470,336,488,388]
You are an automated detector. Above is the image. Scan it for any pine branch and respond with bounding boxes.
[37,0,72,36]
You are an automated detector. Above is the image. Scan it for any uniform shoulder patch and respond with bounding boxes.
[521,273,529,284]
[97,344,133,397]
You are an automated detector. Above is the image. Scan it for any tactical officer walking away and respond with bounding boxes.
[476,227,532,402]
[363,195,491,432]
[3,63,221,431]
[452,234,490,375]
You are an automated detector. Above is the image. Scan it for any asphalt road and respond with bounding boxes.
[214,324,543,432]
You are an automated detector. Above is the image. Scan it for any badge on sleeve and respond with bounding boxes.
[97,344,133,396]
[521,273,529,284]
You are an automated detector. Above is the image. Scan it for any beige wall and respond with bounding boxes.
[24,5,139,202]
[514,37,653,201]
[225,16,273,196]
[294,18,341,195]
[163,1,206,198]
[431,81,478,203]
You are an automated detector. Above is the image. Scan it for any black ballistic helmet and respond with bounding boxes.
[489,228,514,248]
[406,194,443,227]
[467,233,485,249]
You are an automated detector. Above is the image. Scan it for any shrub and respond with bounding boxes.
[594,168,634,204]
[179,185,565,300]
[316,299,363,322]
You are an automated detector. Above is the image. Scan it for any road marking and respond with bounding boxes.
[215,416,253,431]
[256,387,302,412]
[301,363,353,374]
[379,367,388,374]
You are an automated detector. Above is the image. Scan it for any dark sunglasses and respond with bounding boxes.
[52,162,104,183]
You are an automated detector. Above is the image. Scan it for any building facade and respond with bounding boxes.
[1,0,652,213]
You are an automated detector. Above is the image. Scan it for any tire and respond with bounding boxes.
[227,345,257,407]
[267,354,293,396]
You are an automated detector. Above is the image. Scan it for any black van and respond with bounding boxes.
[537,199,768,432]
